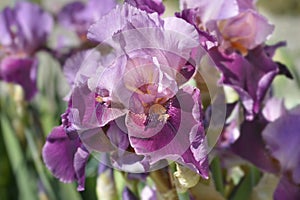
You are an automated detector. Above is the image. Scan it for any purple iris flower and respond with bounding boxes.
[177,0,291,120]
[58,0,117,39]
[178,0,273,54]
[209,43,291,120]
[0,2,53,100]
[43,49,147,190]
[262,105,300,199]
[58,3,209,177]
[88,3,208,176]
[229,98,300,199]
[42,100,90,191]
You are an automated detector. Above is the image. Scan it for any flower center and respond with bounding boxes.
[144,104,169,130]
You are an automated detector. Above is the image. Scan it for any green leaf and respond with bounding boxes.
[24,128,56,200]
[58,183,82,200]
[211,156,225,196]
[1,114,37,200]
[229,166,261,200]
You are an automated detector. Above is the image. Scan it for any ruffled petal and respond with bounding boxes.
[87,3,161,43]
[128,86,208,177]
[42,126,80,183]
[63,50,102,88]
[217,10,274,50]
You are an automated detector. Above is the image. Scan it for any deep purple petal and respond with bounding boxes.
[231,118,279,173]
[274,177,300,200]
[209,46,281,120]
[262,106,300,184]
[74,146,89,191]
[123,187,138,200]
[125,0,165,15]
[0,56,37,100]
[264,41,286,58]
[175,9,218,50]
[42,126,80,183]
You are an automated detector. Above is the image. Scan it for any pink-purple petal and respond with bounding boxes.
[87,3,161,43]
[128,86,208,177]
[218,10,274,50]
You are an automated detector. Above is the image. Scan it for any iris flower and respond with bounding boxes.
[43,3,210,190]
[0,2,53,100]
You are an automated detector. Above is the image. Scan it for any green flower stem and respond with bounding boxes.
[150,169,178,200]
[170,162,191,200]
[178,191,190,200]
[24,128,56,200]
[211,156,225,196]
